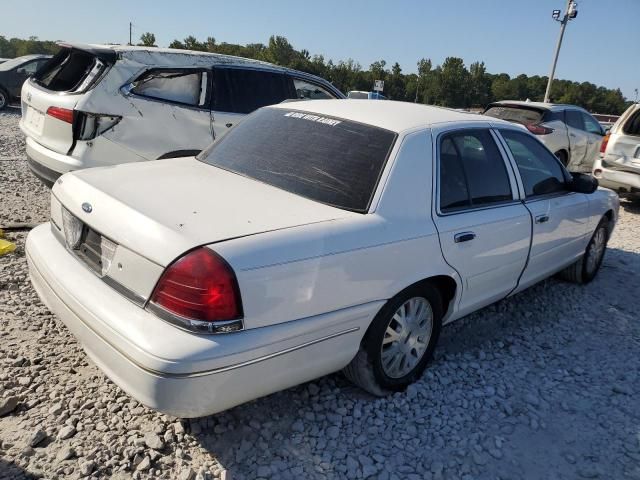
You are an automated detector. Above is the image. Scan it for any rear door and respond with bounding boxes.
[565,109,589,168]
[581,112,604,169]
[211,67,290,139]
[431,126,531,316]
[119,68,213,159]
[497,128,590,290]
[6,59,47,97]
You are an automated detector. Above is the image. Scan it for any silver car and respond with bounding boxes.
[484,101,605,172]
[593,103,640,199]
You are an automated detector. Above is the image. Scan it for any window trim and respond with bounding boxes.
[123,67,212,111]
[494,127,573,202]
[434,126,520,217]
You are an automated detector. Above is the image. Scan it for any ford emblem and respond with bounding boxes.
[82,202,93,213]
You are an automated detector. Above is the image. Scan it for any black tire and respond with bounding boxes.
[555,150,569,167]
[0,88,8,110]
[343,283,443,396]
[558,217,609,284]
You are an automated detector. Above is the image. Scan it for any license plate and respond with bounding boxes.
[24,106,44,134]
[61,208,117,277]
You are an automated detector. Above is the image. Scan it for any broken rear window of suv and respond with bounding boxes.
[198,108,397,213]
[34,48,107,93]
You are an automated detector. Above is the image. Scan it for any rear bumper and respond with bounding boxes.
[25,136,81,181]
[26,224,373,417]
[593,161,640,195]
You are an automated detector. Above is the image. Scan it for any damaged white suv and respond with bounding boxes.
[20,43,344,186]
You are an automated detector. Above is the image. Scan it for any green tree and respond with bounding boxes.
[439,57,469,108]
[138,32,156,47]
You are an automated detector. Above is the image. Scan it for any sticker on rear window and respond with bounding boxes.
[284,111,342,126]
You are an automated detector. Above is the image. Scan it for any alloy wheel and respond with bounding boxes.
[586,227,606,275]
[380,297,433,379]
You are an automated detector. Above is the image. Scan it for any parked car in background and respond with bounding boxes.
[0,54,51,110]
[26,101,618,417]
[593,103,640,199]
[348,90,387,100]
[483,101,605,172]
[20,43,344,187]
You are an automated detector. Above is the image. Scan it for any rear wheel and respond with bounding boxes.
[343,284,443,396]
[555,150,569,167]
[0,89,8,110]
[558,217,609,284]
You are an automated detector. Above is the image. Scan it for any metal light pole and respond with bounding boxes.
[544,0,578,103]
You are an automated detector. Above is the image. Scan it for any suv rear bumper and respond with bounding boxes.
[25,136,82,186]
[593,159,640,196]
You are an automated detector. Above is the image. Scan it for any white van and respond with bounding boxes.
[20,43,344,186]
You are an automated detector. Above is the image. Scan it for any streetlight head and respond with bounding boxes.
[552,9,561,20]
[568,2,578,19]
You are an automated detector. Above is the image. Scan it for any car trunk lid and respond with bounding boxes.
[52,157,355,268]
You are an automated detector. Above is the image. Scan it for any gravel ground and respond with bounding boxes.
[1,107,639,480]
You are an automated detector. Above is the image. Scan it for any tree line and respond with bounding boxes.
[1,34,631,115]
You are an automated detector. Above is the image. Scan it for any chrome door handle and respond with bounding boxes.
[454,232,476,243]
[535,214,549,224]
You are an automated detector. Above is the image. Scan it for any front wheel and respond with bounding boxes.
[343,284,443,396]
[0,89,8,110]
[558,217,609,284]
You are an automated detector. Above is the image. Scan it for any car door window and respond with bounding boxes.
[582,113,602,135]
[500,129,568,197]
[439,130,513,213]
[130,69,209,107]
[20,61,41,75]
[292,78,335,100]
[623,110,640,136]
[213,68,289,114]
[565,110,584,130]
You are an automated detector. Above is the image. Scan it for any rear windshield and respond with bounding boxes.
[484,105,543,125]
[198,108,397,212]
[34,48,105,93]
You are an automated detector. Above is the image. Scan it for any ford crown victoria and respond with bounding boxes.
[26,101,619,417]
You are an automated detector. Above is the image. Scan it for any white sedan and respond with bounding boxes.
[26,101,619,417]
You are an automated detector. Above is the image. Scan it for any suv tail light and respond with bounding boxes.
[74,112,121,141]
[148,248,243,334]
[46,106,74,124]
[600,133,610,154]
[525,123,554,135]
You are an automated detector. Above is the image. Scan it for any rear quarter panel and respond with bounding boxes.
[213,130,461,329]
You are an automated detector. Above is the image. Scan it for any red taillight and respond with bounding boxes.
[46,106,74,124]
[525,123,554,135]
[150,248,243,332]
[600,134,610,153]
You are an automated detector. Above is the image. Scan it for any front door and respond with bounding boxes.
[210,67,292,140]
[498,128,590,290]
[431,127,531,316]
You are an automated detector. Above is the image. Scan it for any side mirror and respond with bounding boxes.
[568,172,598,194]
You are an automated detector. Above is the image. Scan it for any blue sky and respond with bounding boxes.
[5,0,639,100]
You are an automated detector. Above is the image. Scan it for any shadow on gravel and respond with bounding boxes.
[620,198,640,214]
[183,248,640,479]
[0,459,38,480]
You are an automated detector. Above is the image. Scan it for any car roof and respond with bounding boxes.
[14,54,52,62]
[61,43,338,92]
[491,100,585,112]
[270,99,511,133]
